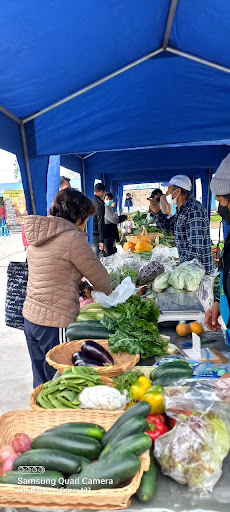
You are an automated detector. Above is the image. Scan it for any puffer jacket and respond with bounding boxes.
[23,215,111,328]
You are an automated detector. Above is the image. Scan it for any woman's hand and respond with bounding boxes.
[149,198,160,214]
[205,302,221,331]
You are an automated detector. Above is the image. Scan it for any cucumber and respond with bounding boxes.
[150,361,193,386]
[66,453,141,490]
[0,470,64,488]
[101,401,151,448]
[100,416,147,458]
[32,433,101,460]
[13,449,81,475]
[45,422,105,440]
[136,449,156,502]
[104,433,151,458]
[66,322,112,341]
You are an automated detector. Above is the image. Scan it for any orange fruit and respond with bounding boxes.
[176,323,191,337]
[190,322,204,336]
[135,242,153,253]
[123,241,135,252]
[138,236,152,244]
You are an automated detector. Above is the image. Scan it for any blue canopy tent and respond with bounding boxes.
[1,0,230,242]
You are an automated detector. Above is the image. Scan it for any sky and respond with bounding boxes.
[0,148,16,183]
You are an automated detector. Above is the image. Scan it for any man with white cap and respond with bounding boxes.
[149,174,213,273]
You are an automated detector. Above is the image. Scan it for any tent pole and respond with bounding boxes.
[23,48,163,123]
[20,123,36,214]
[82,158,86,195]
[0,105,21,124]
[167,47,230,74]
[163,0,178,50]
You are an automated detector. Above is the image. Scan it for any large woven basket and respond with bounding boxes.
[126,225,163,245]
[46,339,140,376]
[30,375,115,411]
[0,409,150,509]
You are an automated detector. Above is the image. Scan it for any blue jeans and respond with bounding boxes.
[24,318,60,388]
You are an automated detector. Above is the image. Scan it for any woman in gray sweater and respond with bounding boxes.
[104,192,127,256]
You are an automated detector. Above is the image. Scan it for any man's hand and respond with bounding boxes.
[149,198,160,214]
[99,242,104,251]
[204,301,221,331]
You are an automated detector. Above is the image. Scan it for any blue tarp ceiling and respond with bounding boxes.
[0,0,230,221]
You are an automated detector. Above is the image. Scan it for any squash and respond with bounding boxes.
[123,242,135,252]
[135,242,153,253]
[138,236,152,244]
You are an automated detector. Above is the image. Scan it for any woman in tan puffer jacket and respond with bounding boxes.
[23,188,111,388]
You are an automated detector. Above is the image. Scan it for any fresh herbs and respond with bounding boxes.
[113,370,144,399]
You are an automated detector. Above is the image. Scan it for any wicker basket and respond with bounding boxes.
[30,375,115,411]
[126,225,163,245]
[46,339,140,376]
[0,409,150,509]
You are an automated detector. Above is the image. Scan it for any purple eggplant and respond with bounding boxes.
[73,353,104,367]
[81,340,114,365]
[72,351,85,365]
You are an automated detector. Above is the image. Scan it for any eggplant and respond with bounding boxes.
[73,353,104,367]
[71,351,85,365]
[81,340,114,365]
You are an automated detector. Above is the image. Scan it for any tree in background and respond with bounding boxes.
[14,159,21,182]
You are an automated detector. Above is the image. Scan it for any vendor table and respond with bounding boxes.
[1,327,230,512]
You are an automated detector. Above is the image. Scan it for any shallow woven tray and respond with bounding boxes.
[30,375,115,411]
[46,339,140,377]
[0,409,150,509]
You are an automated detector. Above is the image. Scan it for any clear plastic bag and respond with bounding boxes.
[197,274,215,310]
[152,270,171,292]
[168,259,205,292]
[91,277,136,308]
[154,382,230,494]
[151,245,176,271]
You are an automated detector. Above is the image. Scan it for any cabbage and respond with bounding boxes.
[152,271,171,292]
[168,262,205,292]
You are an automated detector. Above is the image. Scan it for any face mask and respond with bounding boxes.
[105,200,113,207]
[166,189,178,205]
[218,204,230,225]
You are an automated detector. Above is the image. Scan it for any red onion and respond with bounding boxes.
[12,433,31,453]
[0,445,16,464]
[0,454,18,476]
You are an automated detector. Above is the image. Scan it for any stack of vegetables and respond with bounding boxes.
[67,296,170,359]
[0,402,157,503]
[36,366,127,410]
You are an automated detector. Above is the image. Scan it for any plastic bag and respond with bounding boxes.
[154,382,230,494]
[151,245,176,272]
[197,274,214,310]
[168,259,205,292]
[137,259,164,286]
[152,271,171,292]
[91,277,136,308]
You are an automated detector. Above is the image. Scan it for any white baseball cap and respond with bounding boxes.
[163,175,192,191]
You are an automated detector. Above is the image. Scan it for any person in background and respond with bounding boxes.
[222,218,230,241]
[205,153,230,345]
[104,192,127,256]
[23,188,111,387]
[149,174,214,274]
[0,203,6,226]
[124,192,133,211]
[59,176,71,191]
[93,182,106,258]
[147,189,163,221]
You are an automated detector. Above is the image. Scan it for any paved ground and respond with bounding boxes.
[0,234,32,415]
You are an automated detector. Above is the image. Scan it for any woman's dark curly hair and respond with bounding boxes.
[49,188,96,224]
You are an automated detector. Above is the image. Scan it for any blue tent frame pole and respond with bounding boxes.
[82,158,86,195]
[20,124,36,214]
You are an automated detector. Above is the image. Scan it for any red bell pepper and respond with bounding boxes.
[145,414,168,443]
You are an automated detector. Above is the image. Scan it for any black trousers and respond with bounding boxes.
[24,318,64,388]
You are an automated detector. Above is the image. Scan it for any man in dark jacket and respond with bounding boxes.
[93,182,106,258]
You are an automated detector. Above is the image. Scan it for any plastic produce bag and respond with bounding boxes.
[154,382,230,494]
[92,277,136,308]
[152,271,171,292]
[168,259,205,292]
[197,274,215,310]
[137,260,164,286]
[151,245,176,271]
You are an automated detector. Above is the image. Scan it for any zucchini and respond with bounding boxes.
[66,321,112,341]
[100,416,147,457]
[66,453,141,490]
[136,449,156,502]
[104,433,151,458]
[13,449,81,475]
[32,433,101,460]
[0,470,64,488]
[150,361,193,386]
[45,422,105,440]
[101,401,151,448]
